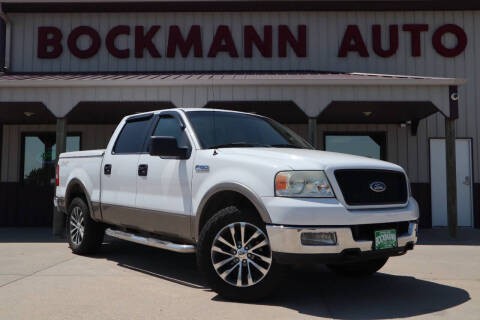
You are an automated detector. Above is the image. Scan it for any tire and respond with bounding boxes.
[197,206,280,302]
[327,257,389,277]
[66,197,105,255]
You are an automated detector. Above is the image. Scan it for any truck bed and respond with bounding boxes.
[59,149,105,158]
[56,149,106,206]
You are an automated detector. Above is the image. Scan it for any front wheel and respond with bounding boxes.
[327,257,389,277]
[197,206,280,301]
[66,197,105,255]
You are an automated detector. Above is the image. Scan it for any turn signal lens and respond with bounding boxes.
[275,174,287,191]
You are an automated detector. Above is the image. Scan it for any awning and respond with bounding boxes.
[0,72,465,121]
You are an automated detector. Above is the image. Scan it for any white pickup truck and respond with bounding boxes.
[55,108,418,301]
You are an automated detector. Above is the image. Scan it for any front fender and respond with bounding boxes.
[194,182,272,239]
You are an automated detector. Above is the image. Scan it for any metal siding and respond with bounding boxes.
[4,11,480,182]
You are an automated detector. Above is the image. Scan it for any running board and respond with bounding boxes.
[105,228,196,254]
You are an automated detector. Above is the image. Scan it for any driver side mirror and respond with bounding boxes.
[149,136,189,159]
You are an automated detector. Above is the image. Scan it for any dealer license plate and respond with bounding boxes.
[374,229,397,250]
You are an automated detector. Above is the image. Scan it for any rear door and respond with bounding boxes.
[135,112,194,239]
[100,114,154,227]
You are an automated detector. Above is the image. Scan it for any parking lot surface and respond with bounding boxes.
[0,228,479,320]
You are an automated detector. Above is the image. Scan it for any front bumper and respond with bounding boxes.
[266,221,417,263]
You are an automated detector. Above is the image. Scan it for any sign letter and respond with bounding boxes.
[432,24,467,57]
[244,26,273,58]
[167,25,203,58]
[135,26,161,58]
[208,25,239,58]
[338,25,369,57]
[402,24,428,57]
[67,26,101,59]
[106,25,130,58]
[37,26,63,59]
[372,25,398,57]
[278,25,306,58]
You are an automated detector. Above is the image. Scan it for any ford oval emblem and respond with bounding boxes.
[369,181,387,193]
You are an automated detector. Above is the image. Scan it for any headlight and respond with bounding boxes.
[275,171,335,198]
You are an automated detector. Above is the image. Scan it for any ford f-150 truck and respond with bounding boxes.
[55,108,418,301]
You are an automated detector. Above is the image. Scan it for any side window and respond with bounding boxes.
[113,118,151,154]
[152,115,190,148]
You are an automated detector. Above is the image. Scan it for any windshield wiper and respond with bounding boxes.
[270,144,304,149]
[209,142,270,149]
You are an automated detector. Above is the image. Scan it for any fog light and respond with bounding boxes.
[301,232,337,246]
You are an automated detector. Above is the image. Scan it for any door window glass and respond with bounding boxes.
[152,116,190,148]
[113,118,152,154]
[325,133,386,160]
[23,133,80,186]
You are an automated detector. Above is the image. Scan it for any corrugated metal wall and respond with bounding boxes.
[4,11,480,184]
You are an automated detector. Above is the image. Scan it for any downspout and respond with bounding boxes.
[0,4,11,71]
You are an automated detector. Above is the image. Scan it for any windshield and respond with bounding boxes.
[186,111,313,149]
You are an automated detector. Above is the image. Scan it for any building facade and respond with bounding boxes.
[0,0,478,229]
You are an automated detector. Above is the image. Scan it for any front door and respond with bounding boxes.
[430,138,473,227]
[21,132,80,226]
[100,114,153,227]
[136,113,194,239]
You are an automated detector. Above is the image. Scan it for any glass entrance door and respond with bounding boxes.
[18,132,80,226]
[22,133,80,186]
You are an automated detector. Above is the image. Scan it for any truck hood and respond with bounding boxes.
[216,148,403,172]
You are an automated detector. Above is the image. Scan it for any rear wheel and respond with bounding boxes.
[66,197,105,255]
[197,206,280,301]
[327,257,389,277]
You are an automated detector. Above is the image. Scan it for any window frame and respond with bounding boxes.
[184,110,312,150]
[323,131,387,161]
[111,113,154,155]
[20,131,82,186]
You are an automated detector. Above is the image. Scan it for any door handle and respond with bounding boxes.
[138,164,148,176]
[104,164,112,175]
[463,176,471,186]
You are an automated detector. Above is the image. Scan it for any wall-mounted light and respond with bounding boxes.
[362,111,373,116]
[24,112,35,117]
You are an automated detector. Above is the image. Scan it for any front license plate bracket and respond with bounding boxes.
[374,229,397,250]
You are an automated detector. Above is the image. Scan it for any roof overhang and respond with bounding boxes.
[2,1,480,13]
[0,73,466,88]
[0,72,465,122]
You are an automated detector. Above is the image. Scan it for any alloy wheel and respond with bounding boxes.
[211,222,272,287]
[69,206,85,246]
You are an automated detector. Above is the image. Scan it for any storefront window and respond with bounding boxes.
[22,133,80,186]
[324,133,386,160]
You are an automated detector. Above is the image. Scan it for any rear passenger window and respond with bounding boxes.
[113,118,151,154]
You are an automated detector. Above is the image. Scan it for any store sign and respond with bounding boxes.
[338,24,467,58]
[37,25,307,59]
[36,23,467,60]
